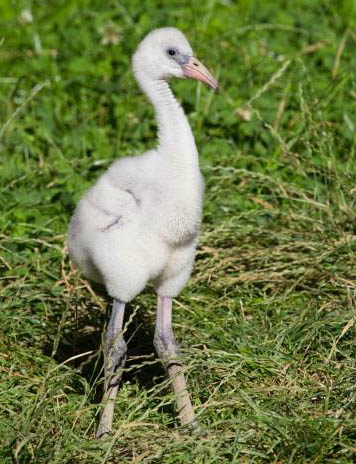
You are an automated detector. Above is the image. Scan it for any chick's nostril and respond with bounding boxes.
[193,62,199,66]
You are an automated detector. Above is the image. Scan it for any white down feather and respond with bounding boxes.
[68,28,205,303]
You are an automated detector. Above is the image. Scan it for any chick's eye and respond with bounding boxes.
[168,49,176,56]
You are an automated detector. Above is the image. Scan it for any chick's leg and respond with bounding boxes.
[154,295,196,427]
[97,298,127,438]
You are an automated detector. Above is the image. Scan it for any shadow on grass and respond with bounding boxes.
[42,284,166,405]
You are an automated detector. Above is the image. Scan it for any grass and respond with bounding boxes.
[0,0,355,462]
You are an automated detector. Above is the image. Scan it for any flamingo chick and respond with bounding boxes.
[68,27,218,438]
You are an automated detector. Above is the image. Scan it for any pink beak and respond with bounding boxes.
[182,56,218,91]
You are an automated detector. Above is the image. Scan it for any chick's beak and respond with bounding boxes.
[182,57,218,90]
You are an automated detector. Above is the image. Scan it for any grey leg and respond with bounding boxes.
[97,298,127,438]
[154,295,196,427]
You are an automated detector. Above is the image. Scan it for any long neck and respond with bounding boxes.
[137,76,198,166]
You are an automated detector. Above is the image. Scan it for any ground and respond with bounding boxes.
[0,0,355,462]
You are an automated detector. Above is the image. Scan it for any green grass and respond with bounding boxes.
[1,0,355,462]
